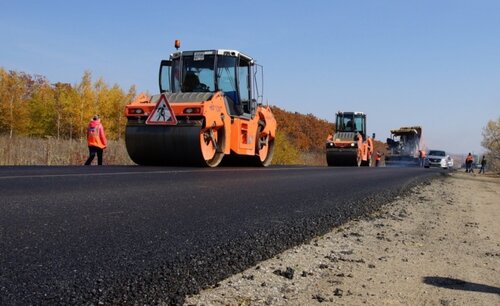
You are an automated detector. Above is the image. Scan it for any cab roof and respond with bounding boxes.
[336,111,365,116]
[171,49,254,63]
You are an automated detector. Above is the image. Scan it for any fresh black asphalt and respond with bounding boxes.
[0,166,439,305]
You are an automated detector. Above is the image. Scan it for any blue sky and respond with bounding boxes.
[1,0,499,155]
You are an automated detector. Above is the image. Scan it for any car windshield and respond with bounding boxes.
[429,150,446,156]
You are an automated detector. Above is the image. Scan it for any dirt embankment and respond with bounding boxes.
[185,172,500,306]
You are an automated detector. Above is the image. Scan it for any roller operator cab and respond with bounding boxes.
[125,47,276,167]
[326,112,373,166]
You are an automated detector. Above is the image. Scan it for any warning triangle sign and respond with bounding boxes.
[146,95,178,125]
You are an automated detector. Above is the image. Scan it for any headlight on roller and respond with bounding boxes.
[183,107,201,114]
[128,108,144,114]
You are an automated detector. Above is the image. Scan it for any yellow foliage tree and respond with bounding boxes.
[0,68,137,141]
[28,79,55,137]
[76,71,96,138]
[0,69,36,137]
[54,82,79,139]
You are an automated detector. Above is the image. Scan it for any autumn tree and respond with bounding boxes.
[0,69,37,137]
[76,71,96,138]
[95,82,135,140]
[119,85,136,139]
[270,106,334,165]
[27,78,55,137]
[54,82,79,139]
[0,68,10,133]
[481,117,500,171]
[0,67,137,141]
[272,130,301,164]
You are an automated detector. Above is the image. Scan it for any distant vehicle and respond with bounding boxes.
[424,150,453,169]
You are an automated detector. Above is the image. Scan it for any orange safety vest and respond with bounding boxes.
[367,137,374,155]
[357,133,369,161]
[87,119,107,149]
[357,133,363,150]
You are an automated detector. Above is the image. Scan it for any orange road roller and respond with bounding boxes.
[326,111,374,166]
[124,42,276,167]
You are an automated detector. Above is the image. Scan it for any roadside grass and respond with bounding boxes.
[300,151,326,166]
[0,135,133,166]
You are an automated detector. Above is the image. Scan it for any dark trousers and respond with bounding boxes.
[85,146,103,165]
[479,165,485,174]
[465,161,473,173]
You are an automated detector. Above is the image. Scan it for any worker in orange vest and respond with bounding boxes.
[465,153,474,173]
[84,115,107,165]
[356,132,364,166]
[367,136,374,166]
[419,150,426,167]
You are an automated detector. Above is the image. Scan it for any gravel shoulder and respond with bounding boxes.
[185,171,500,306]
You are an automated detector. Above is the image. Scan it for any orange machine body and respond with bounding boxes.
[326,111,372,167]
[124,48,276,167]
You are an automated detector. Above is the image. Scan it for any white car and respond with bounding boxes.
[424,150,453,169]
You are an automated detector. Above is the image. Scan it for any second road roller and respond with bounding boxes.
[326,111,374,167]
[124,41,276,167]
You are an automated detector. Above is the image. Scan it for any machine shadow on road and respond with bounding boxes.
[423,276,500,295]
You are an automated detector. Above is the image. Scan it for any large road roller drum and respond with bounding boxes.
[326,147,358,166]
[125,124,225,167]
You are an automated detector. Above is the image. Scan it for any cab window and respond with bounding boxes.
[354,116,364,132]
[238,59,250,110]
[217,56,238,102]
[181,54,215,92]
